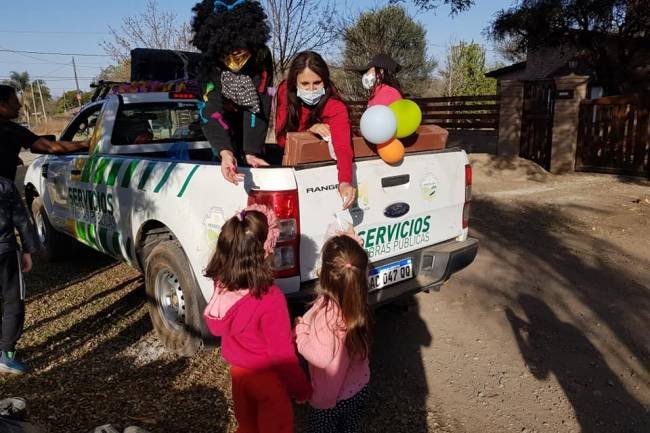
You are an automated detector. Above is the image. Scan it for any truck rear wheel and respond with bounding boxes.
[31,198,76,262]
[144,240,203,356]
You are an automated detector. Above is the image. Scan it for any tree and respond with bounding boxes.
[97,62,132,83]
[55,91,93,114]
[389,0,474,13]
[489,0,650,94]
[101,0,195,63]
[339,6,437,99]
[439,41,496,96]
[262,0,339,79]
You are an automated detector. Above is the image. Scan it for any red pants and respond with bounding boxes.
[230,365,294,433]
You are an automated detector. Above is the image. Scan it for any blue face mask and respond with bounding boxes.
[297,87,326,106]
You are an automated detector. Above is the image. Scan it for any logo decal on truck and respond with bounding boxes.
[420,174,438,201]
[358,215,432,259]
[306,184,338,194]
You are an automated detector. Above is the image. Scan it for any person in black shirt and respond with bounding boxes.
[0,85,89,181]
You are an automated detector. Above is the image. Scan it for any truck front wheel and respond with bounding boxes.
[31,198,76,262]
[144,240,203,356]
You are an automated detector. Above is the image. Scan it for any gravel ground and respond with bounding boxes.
[2,155,649,433]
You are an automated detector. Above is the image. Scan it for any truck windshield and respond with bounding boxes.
[112,102,206,146]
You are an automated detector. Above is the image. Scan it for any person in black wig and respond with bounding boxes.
[191,0,273,184]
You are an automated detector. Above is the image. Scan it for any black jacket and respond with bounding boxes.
[199,46,274,159]
[0,177,37,255]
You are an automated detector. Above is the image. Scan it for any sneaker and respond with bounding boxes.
[0,351,27,375]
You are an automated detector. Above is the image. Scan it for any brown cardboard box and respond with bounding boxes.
[282,125,449,166]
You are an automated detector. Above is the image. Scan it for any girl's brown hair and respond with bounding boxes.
[318,235,371,360]
[204,210,274,298]
[278,51,345,138]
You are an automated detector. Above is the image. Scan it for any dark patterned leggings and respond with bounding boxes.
[307,386,369,433]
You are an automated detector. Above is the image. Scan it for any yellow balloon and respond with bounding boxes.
[377,138,405,164]
[389,99,423,138]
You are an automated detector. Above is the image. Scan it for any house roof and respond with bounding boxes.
[485,61,527,78]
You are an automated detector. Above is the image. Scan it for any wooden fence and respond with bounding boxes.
[576,95,650,178]
[348,95,500,131]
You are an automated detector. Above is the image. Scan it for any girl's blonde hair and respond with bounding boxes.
[318,235,371,360]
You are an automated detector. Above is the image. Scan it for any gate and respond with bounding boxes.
[520,80,556,170]
[576,95,650,178]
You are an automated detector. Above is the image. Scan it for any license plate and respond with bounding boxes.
[368,258,413,291]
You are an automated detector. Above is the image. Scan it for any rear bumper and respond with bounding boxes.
[287,237,479,307]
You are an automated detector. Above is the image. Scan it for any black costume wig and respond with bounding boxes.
[191,0,270,62]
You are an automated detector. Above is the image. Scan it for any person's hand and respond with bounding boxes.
[245,154,270,168]
[220,150,245,185]
[21,253,32,273]
[339,182,357,210]
[338,224,364,247]
[309,123,331,139]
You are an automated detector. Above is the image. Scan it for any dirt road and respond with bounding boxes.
[2,155,648,432]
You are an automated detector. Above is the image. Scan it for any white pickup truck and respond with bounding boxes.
[24,88,478,355]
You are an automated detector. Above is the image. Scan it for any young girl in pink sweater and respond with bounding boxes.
[203,205,312,433]
[360,53,403,107]
[294,234,371,433]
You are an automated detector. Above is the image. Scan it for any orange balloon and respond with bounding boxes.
[377,138,405,164]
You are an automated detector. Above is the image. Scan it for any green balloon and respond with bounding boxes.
[389,99,422,138]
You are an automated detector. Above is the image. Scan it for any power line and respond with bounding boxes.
[0,30,108,35]
[0,48,109,57]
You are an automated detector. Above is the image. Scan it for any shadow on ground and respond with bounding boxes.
[466,196,650,432]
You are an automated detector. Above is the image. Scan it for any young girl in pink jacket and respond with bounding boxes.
[294,234,372,433]
[203,205,312,433]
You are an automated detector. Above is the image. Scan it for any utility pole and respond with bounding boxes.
[30,83,39,124]
[72,57,82,108]
[37,80,48,123]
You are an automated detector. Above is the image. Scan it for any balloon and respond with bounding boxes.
[377,138,405,165]
[360,105,397,144]
[389,99,422,138]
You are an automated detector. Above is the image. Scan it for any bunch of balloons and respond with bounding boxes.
[359,99,423,164]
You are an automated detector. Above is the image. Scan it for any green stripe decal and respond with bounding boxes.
[138,161,157,190]
[98,227,112,255]
[177,165,199,197]
[106,159,125,186]
[75,222,88,243]
[121,160,141,189]
[93,158,111,184]
[87,224,99,249]
[81,157,98,183]
[154,162,178,193]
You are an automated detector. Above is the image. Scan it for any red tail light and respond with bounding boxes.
[169,92,198,100]
[248,190,300,278]
[463,164,472,229]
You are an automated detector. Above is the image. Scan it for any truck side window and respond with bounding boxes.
[60,105,103,142]
[112,103,205,146]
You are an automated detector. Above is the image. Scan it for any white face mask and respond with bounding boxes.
[297,87,326,106]
[362,72,376,90]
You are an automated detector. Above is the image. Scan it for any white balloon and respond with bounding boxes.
[360,105,397,144]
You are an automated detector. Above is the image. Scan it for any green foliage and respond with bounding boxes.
[97,62,131,83]
[489,0,650,93]
[440,41,496,96]
[54,91,93,114]
[340,5,436,99]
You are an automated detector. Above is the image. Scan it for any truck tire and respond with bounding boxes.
[31,198,76,262]
[144,240,203,356]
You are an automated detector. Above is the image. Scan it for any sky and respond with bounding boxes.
[0,0,513,97]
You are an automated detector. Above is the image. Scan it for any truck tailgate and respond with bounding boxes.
[295,150,468,281]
